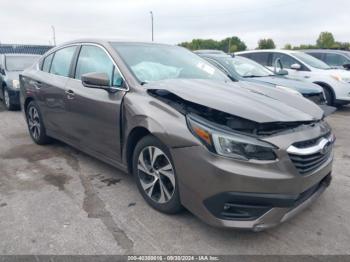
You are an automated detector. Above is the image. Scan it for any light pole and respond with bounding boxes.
[51,25,56,46]
[150,11,154,42]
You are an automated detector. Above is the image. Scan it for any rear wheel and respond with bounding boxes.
[26,101,52,145]
[132,135,182,214]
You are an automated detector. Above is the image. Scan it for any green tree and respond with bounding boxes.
[257,38,276,49]
[283,43,292,50]
[316,32,335,48]
[293,44,316,50]
[178,36,247,52]
[338,42,350,50]
[219,37,247,53]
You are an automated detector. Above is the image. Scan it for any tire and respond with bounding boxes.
[322,86,334,106]
[3,88,16,111]
[25,101,52,145]
[132,135,183,214]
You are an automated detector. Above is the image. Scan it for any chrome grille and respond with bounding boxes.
[287,134,335,175]
[289,150,332,175]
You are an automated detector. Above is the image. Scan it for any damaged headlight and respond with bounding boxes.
[187,115,277,161]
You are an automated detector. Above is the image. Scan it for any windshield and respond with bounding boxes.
[215,56,274,78]
[5,55,39,71]
[293,52,331,70]
[111,43,228,83]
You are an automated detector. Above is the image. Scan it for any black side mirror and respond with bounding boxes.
[82,72,112,91]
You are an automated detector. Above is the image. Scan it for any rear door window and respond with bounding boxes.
[50,46,77,77]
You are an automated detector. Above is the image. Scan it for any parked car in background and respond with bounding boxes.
[236,49,350,106]
[0,54,40,110]
[195,50,327,106]
[303,49,350,70]
[20,40,334,231]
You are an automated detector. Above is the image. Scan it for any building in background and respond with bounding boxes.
[0,44,53,55]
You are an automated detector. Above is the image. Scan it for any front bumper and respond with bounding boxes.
[203,174,331,231]
[171,123,334,231]
[333,81,350,103]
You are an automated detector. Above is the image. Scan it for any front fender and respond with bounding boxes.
[121,91,199,153]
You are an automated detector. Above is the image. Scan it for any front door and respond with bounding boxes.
[270,52,311,82]
[64,44,127,162]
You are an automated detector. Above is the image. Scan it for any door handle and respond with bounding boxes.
[31,80,42,89]
[65,89,75,100]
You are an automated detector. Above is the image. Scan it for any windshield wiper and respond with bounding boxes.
[242,75,266,78]
[227,74,238,82]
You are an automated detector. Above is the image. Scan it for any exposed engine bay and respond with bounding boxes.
[148,89,320,137]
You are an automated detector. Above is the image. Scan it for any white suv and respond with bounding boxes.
[236,49,350,106]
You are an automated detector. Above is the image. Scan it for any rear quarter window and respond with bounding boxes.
[42,53,54,72]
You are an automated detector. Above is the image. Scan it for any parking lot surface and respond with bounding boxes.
[0,103,349,255]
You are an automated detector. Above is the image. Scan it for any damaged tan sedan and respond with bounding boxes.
[19,40,335,231]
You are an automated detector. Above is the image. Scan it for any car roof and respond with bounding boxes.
[58,39,175,47]
[196,52,231,58]
[236,49,301,55]
[302,49,350,55]
[43,39,179,57]
[194,49,227,55]
[39,39,181,60]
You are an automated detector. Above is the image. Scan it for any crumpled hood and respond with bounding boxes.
[245,76,323,94]
[146,79,324,123]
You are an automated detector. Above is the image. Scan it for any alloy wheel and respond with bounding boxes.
[137,146,176,204]
[27,106,41,140]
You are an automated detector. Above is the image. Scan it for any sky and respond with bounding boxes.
[0,0,349,49]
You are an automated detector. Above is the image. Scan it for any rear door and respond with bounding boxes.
[34,46,78,137]
[64,44,127,162]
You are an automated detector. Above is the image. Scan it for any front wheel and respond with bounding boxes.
[322,87,334,106]
[132,135,183,214]
[26,101,52,145]
[3,88,16,111]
